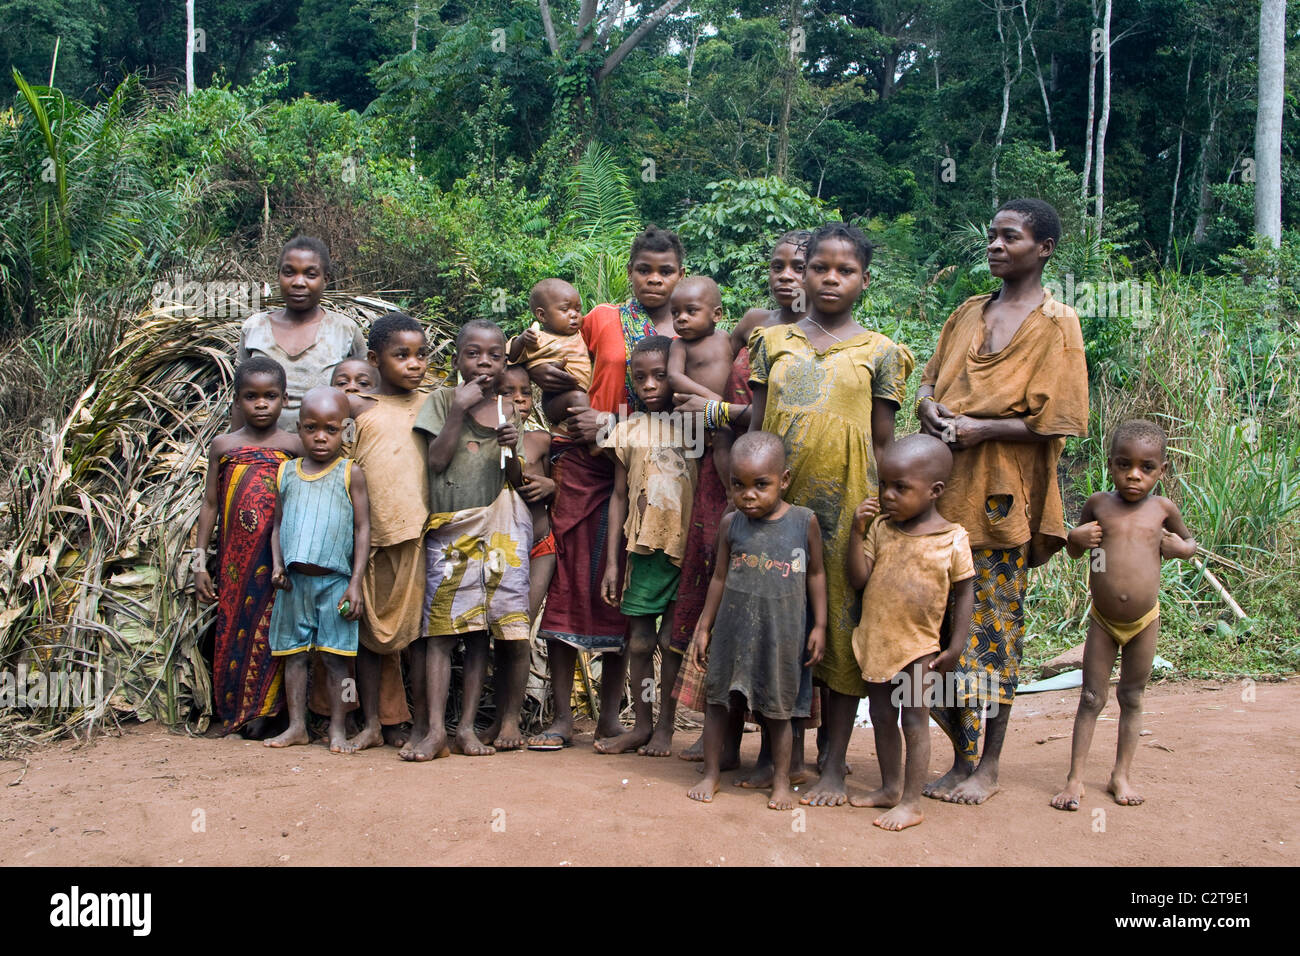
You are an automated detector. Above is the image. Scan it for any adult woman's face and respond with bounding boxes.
[627,250,684,311]
[278,249,327,314]
[986,211,1052,279]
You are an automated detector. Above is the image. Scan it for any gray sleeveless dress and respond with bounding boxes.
[705,505,814,720]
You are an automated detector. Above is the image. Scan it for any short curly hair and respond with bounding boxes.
[1110,419,1167,458]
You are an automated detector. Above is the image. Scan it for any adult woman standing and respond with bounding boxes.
[526,225,685,752]
[916,199,1089,806]
[235,236,368,432]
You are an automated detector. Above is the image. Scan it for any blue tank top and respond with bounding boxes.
[277,457,355,575]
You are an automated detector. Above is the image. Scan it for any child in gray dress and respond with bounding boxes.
[688,432,828,810]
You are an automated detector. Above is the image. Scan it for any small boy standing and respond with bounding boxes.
[410,319,530,760]
[848,434,974,830]
[1052,420,1196,811]
[688,431,827,809]
[266,387,370,753]
[597,335,699,756]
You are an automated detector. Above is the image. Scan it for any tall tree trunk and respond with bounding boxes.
[412,2,419,52]
[1254,0,1285,247]
[990,0,1024,209]
[185,0,195,95]
[1166,52,1195,263]
[1092,0,1112,231]
[1081,0,1099,209]
[776,0,802,179]
[1022,1,1054,151]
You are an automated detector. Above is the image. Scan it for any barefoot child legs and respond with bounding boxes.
[595,337,697,755]
[847,435,975,829]
[1052,419,1195,809]
[412,320,531,759]
[266,387,369,753]
[345,313,432,750]
[193,358,303,736]
[687,432,826,808]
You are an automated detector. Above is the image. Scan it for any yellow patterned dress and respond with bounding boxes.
[749,325,914,698]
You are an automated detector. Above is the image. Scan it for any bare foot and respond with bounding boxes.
[874,802,924,831]
[923,761,973,801]
[687,772,721,803]
[1051,780,1085,811]
[637,727,673,757]
[800,765,848,807]
[816,750,851,776]
[768,782,797,810]
[382,724,410,749]
[947,768,1000,804]
[594,726,652,754]
[1108,775,1144,806]
[452,728,496,756]
[349,723,385,753]
[492,724,525,751]
[736,765,812,788]
[595,716,625,741]
[848,787,899,809]
[329,729,358,754]
[678,735,704,762]
[264,726,309,749]
[478,721,501,746]
[399,731,449,762]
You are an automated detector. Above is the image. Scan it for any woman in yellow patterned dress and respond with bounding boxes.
[749,222,914,807]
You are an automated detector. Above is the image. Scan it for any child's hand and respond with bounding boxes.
[340,584,363,622]
[1068,520,1103,551]
[194,569,216,604]
[496,420,519,448]
[453,375,493,411]
[852,498,880,535]
[1161,530,1196,560]
[805,626,826,667]
[519,475,555,503]
[600,565,620,607]
[520,328,540,350]
[692,629,711,669]
[271,566,290,591]
[929,647,961,674]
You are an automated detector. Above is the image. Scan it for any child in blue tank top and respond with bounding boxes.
[267,386,371,753]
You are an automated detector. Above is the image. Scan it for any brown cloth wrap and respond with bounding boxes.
[920,291,1088,565]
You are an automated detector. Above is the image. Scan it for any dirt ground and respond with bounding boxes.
[2,679,1295,867]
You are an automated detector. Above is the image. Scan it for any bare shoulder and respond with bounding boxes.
[1153,495,1186,519]
[209,432,238,457]
[708,328,733,355]
[522,429,551,457]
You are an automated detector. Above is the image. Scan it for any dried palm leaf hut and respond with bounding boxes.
[0,294,458,753]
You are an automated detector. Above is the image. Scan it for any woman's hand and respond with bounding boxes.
[672,393,708,415]
[947,414,994,450]
[529,361,577,393]
[566,407,611,445]
[917,397,952,438]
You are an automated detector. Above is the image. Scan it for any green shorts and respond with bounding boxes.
[620,550,681,617]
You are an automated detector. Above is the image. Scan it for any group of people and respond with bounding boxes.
[194,201,1197,829]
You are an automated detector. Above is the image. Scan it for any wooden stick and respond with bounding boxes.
[1191,557,1248,621]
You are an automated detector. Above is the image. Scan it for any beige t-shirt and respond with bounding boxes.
[350,391,430,547]
[237,309,367,433]
[601,414,698,566]
[920,291,1088,559]
[510,327,594,392]
[852,518,975,683]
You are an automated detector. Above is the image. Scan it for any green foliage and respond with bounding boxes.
[0,72,183,332]
[677,177,835,320]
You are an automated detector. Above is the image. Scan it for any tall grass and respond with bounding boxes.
[1025,272,1300,678]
